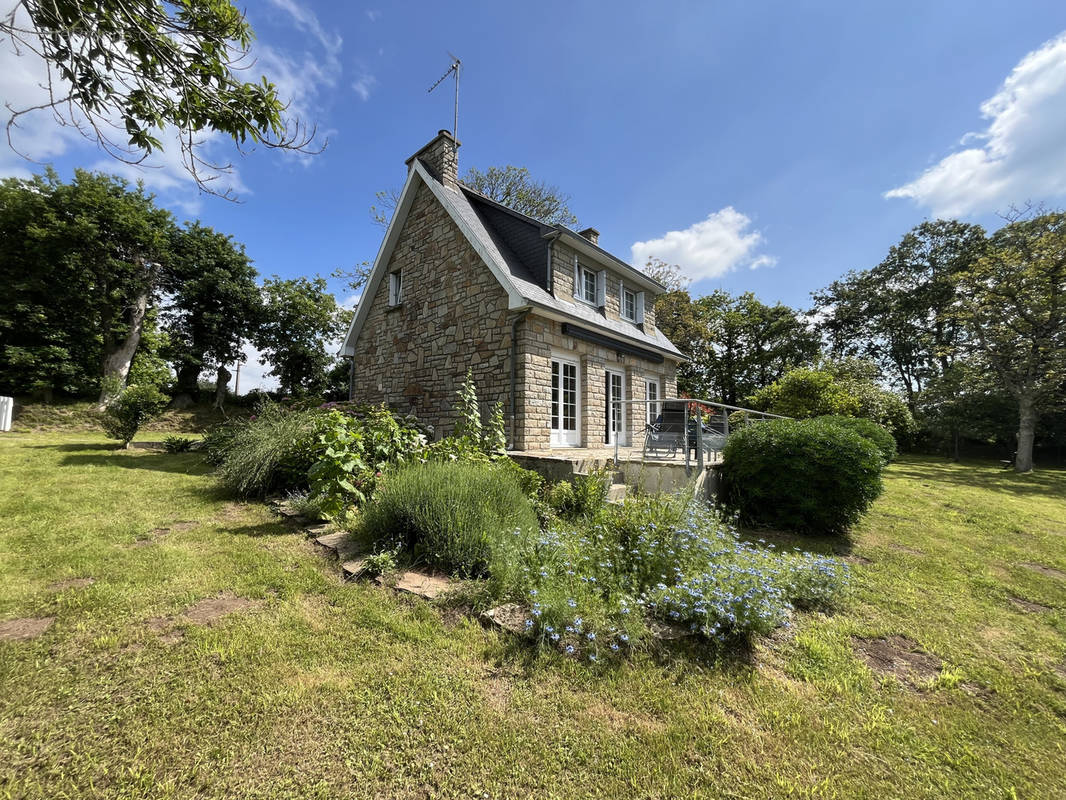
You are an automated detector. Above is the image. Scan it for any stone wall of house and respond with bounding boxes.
[513,313,678,451]
[349,180,515,437]
[549,240,659,331]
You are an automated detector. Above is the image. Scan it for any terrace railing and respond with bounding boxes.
[612,397,787,471]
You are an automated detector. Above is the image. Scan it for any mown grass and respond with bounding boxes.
[0,435,1064,799]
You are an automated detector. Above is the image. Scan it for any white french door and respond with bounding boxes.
[551,359,580,446]
[605,369,625,446]
[646,378,660,425]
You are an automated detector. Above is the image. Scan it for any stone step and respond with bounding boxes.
[607,483,628,503]
[341,558,368,580]
[377,571,451,600]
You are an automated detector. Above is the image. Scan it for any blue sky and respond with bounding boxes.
[3,1,1066,387]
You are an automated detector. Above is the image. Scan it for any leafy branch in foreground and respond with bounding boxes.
[1,0,322,197]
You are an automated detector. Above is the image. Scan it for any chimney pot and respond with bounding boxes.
[405,130,460,188]
[578,227,600,245]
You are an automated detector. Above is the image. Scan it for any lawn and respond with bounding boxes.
[1,433,1064,799]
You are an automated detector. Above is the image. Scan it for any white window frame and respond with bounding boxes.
[550,355,581,447]
[605,368,626,446]
[621,284,637,321]
[388,270,403,306]
[575,263,597,305]
[646,378,660,425]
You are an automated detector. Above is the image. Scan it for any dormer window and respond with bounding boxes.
[578,264,597,304]
[621,285,636,321]
[388,270,403,306]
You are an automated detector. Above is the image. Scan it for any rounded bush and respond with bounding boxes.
[720,418,885,535]
[100,384,169,447]
[360,462,538,578]
[818,415,897,463]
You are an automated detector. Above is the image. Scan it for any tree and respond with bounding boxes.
[463,165,578,227]
[255,277,349,396]
[373,165,580,230]
[1,0,318,196]
[643,258,690,292]
[958,211,1066,472]
[0,170,174,406]
[654,289,820,405]
[162,222,260,407]
[812,220,986,409]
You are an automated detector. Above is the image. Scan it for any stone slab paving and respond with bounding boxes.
[481,603,530,635]
[0,617,54,641]
[380,571,452,600]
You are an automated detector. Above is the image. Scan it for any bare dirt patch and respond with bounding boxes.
[0,616,55,641]
[146,617,184,644]
[183,593,261,624]
[482,674,513,713]
[48,577,94,591]
[845,554,873,565]
[169,521,199,532]
[1019,562,1066,580]
[853,635,941,686]
[1009,596,1051,613]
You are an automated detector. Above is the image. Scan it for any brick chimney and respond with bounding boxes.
[578,227,600,245]
[405,130,460,189]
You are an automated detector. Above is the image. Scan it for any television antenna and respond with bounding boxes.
[427,54,461,142]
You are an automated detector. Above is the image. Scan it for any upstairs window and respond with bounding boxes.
[621,285,636,321]
[578,265,597,304]
[388,270,403,306]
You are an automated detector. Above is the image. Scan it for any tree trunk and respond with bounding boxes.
[214,365,231,411]
[96,292,149,409]
[170,362,202,409]
[1015,394,1037,473]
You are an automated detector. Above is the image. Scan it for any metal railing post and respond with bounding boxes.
[696,407,704,471]
[683,402,690,471]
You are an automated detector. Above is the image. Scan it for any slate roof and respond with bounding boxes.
[434,173,684,360]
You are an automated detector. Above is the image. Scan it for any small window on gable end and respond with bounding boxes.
[389,270,403,306]
[621,285,636,321]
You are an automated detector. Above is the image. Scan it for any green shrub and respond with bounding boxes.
[360,462,538,578]
[162,435,194,453]
[213,402,324,497]
[307,407,427,516]
[546,467,610,520]
[747,369,861,419]
[509,498,849,659]
[100,384,169,447]
[721,418,885,534]
[818,415,897,463]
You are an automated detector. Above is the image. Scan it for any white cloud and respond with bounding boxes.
[885,31,1066,217]
[630,207,776,283]
[366,10,381,22]
[341,293,361,310]
[352,73,377,102]
[264,0,342,57]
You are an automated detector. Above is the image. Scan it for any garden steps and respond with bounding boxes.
[307,526,453,599]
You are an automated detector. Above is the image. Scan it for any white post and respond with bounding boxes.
[0,396,12,432]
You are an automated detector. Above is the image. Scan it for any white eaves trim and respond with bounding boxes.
[340,160,526,357]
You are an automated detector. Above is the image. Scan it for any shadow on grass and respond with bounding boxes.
[224,522,294,538]
[891,455,1066,499]
[736,527,852,557]
[56,451,212,476]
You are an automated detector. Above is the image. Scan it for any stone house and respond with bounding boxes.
[340,131,685,451]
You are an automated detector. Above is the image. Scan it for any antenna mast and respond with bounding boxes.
[427,55,461,141]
